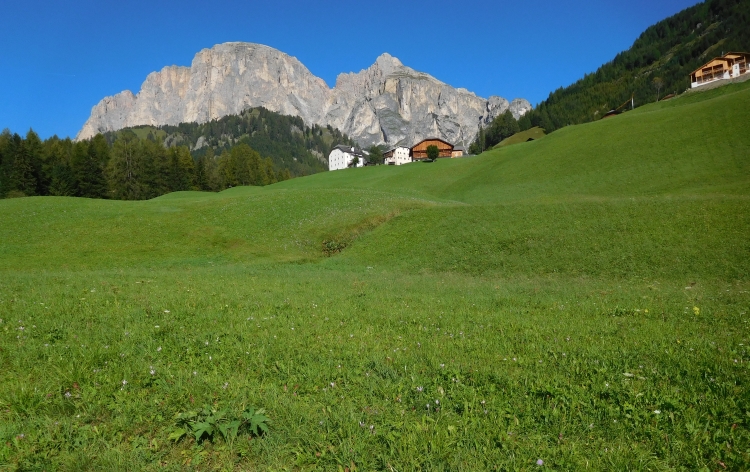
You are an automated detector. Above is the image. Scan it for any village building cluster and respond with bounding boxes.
[328,138,466,171]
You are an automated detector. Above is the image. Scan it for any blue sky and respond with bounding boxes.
[1,0,701,139]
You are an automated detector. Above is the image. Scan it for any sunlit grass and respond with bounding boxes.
[1,81,749,469]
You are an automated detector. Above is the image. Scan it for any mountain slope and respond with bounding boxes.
[524,0,750,132]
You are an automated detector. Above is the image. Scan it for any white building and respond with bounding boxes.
[328,145,368,171]
[383,146,412,165]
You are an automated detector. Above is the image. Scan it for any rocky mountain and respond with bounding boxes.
[78,42,531,148]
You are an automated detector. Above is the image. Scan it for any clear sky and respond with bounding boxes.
[0,0,702,139]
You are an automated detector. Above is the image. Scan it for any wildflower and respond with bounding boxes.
[64,391,72,398]
[121,380,127,386]
[536,459,544,466]
[693,306,700,315]
[435,399,439,405]
[416,386,423,392]
[330,382,335,388]
[369,425,375,434]
[150,367,155,375]
[164,310,170,313]
[653,410,661,414]
[222,382,229,389]
[359,421,365,428]
[193,371,197,376]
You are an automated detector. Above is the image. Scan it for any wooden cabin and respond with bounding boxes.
[411,138,454,160]
[690,52,750,88]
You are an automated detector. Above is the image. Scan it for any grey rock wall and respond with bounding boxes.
[77,42,531,148]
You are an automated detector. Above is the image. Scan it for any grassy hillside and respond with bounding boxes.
[492,127,546,149]
[0,80,748,470]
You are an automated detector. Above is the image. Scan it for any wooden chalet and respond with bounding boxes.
[690,52,750,88]
[411,138,454,160]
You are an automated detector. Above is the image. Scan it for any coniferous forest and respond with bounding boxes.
[522,0,750,132]
[0,107,357,200]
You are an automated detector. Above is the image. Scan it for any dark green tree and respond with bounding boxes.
[8,133,37,197]
[367,145,384,165]
[71,137,107,198]
[108,131,144,200]
[426,145,440,161]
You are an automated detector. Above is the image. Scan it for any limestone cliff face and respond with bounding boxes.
[77,42,531,147]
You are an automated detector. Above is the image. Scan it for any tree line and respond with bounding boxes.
[106,107,357,178]
[469,109,522,154]
[0,128,291,200]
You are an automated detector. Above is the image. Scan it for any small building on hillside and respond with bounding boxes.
[383,146,412,165]
[690,52,750,88]
[451,146,466,158]
[411,138,454,160]
[328,145,368,171]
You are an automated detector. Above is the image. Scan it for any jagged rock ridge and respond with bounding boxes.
[78,43,532,147]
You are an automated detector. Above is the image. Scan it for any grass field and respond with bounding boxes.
[1,81,749,470]
[492,127,546,149]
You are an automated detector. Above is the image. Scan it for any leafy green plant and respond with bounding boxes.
[169,405,269,444]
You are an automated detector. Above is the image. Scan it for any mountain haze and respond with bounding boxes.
[78,43,531,147]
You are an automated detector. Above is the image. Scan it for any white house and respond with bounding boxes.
[328,145,368,171]
[383,146,412,165]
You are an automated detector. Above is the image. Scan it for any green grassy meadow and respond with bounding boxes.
[493,127,546,149]
[1,82,749,470]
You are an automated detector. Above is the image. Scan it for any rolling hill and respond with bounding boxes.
[0,76,748,470]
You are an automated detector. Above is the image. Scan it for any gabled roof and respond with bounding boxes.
[690,52,750,76]
[411,137,454,148]
[332,144,366,156]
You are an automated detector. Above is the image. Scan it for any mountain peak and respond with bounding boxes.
[78,43,529,147]
[374,52,403,72]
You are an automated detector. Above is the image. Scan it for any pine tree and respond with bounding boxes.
[71,138,107,198]
[24,129,44,195]
[11,133,37,196]
[108,131,143,200]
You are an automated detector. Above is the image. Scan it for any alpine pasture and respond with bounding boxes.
[1,82,749,470]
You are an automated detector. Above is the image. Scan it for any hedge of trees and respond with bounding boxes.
[0,129,290,200]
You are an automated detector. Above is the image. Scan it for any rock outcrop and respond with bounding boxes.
[77,42,531,147]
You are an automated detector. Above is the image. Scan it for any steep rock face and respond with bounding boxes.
[77,43,531,148]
